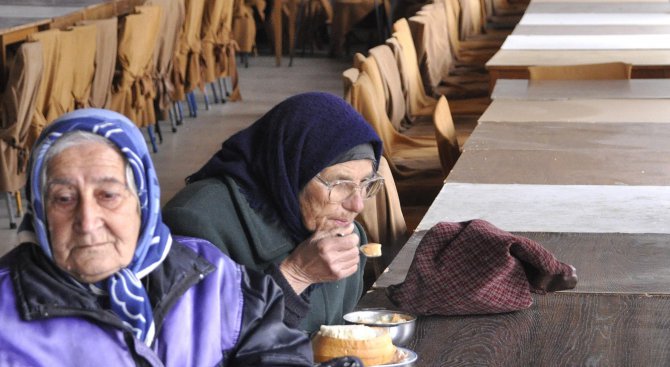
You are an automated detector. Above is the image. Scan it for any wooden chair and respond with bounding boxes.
[69,24,97,110]
[173,0,206,110]
[342,67,359,104]
[110,5,163,152]
[0,42,43,228]
[433,95,461,176]
[368,44,407,132]
[528,63,633,80]
[27,29,60,148]
[78,17,118,109]
[215,0,242,101]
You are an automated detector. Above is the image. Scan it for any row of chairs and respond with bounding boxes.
[348,0,528,280]
[0,0,248,228]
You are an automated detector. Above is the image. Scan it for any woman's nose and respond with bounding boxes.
[75,196,102,232]
[343,190,366,213]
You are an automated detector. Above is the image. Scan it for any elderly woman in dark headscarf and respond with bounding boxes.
[0,109,313,366]
[163,92,384,333]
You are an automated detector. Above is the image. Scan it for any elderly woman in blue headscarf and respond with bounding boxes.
[0,109,313,366]
[163,92,384,333]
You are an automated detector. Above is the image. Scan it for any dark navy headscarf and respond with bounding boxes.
[18,108,171,346]
[188,92,383,242]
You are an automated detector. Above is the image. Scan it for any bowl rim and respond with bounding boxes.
[343,309,417,326]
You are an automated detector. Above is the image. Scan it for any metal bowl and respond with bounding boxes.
[343,309,416,346]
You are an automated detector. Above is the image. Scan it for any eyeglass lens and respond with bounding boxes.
[329,178,383,202]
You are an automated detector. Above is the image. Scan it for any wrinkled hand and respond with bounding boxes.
[280,222,360,294]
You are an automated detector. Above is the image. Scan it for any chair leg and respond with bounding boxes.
[217,78,227,103]
[187,92,198,117]
[210,82,220,103]
[175,101,184,125]
[154,120,164,143]
[168,107,178,133]
[146,126,158,153]
[5,192,16,229]
[221,77,229,97]
[14,191,22,217]
[203,91,210,111]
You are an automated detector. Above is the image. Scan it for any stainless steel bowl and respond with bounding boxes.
[343,309,416,346]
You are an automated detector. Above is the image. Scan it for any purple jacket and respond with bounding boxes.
[0,236,313,366]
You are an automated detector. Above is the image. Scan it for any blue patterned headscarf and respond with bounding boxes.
[18,108,171,346]
[187,92,383,242]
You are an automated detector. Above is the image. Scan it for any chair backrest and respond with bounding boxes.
[0,41,43,192]
[28,29,61,142]
[369,44,406,132]
[110,5,163,127]
[70,24,98,110]
[528,62,633,80]
[145,0,185,109]
[201,0,226,84]
[458,0,485,39]
[391,18,438,120]
[409,5,453,93]
[44,27,79,123]
[78,17,118,109]
[342,67,359,104]
[433,95,460,175]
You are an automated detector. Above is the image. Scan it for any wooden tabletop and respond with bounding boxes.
[524,1,670,13]
[501,34,670,50]
[519,13,670,25]
[479,99,670,123]
[512,24,670,36]
[491,79,670,100]
[358,290,670,366]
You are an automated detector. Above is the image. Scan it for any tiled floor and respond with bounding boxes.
[0,54,351,256]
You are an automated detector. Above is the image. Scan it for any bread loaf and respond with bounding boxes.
[312,325,396,365]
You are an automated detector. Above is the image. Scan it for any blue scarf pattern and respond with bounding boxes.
[188,92,383,242]
[18,108,171,345]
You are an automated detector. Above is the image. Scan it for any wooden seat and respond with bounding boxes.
[528,62,633,80]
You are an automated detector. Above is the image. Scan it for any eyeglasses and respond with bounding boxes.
[315,174,384,203]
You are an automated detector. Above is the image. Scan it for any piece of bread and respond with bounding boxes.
[360,243,382,257]
[312,325,396,365]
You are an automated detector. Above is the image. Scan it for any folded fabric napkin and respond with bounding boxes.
[387,220,578,315]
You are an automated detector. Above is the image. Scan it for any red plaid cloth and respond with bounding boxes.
[387,220,577,315]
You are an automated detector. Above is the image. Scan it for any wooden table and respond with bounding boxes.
[358,71,670,364]
[491,79,670,100]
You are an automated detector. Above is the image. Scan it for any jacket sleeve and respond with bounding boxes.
[228,267,314,366]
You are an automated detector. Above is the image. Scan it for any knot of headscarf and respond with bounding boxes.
[18,108,172,346]
[187,92,383,242]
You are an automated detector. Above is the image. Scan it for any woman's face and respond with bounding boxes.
[299,159,375,232]
[45,142,140,283]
